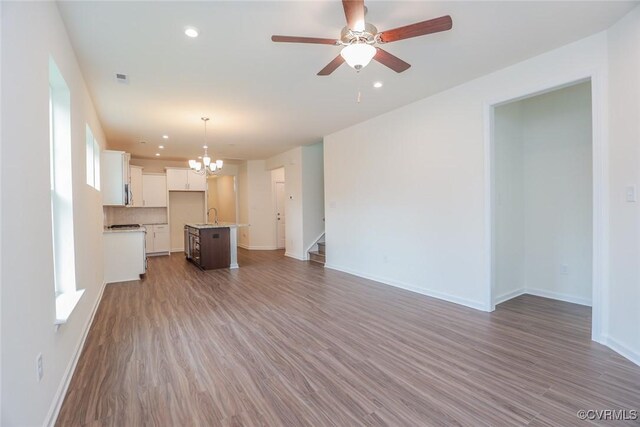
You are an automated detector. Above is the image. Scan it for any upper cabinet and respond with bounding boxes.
[166,168,206,191]
[188,170,207,191]
[129,166,144,207]
[142,174,167,207]
[102,151,131,206]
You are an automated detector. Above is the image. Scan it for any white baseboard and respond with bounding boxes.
[604,336,640,367]
[324,263,487,311]
[494,288,526,305]
[46,280,107,427]
[238,244,279,250]
[285,252,306,261]
[170,247,184,253]
[524,288,592,306]
[493,288,592,307]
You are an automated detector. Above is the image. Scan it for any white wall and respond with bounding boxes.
[324,33,608,311]
[168,192,205,251]
[606,5,640,364]
[494,102,525,300]
[238,160,278,250]
[495,82,593,305]
[1,2,107,425]
[238,162,249,247]
[302,143,325,253]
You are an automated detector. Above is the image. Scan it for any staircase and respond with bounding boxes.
[308,241,325,266]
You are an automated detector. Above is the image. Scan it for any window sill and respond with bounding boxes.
[55,289,85,325]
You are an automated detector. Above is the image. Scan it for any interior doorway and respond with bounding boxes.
[490,81,594,326]
[275,181,286,249]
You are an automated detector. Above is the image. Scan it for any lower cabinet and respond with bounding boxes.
[145,224,170,255]
[103,230,146,283]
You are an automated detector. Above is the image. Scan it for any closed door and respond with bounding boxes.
[275,181,285,249]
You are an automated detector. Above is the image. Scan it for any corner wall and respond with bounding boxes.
[324,33,608,312]
[1,2,108,425]
[494,82,593,306]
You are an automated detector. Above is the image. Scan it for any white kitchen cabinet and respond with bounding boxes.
[130,166,144,207]
[144,223,170,255]
[142,174,167,207]
[103,229,146,283]
[166,168,206,191]
[101,150,131,206]
[188,170,207,191]
[154,224,170,253]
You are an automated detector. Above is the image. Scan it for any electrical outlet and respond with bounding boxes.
[560,264,569,275]
[37,353,43,382]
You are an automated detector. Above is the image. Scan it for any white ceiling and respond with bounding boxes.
[58,1,638,161]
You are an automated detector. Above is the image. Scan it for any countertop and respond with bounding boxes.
[103,226,147,234]
[185,222,249,229]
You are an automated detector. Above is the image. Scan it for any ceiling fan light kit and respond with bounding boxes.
[340,43,376,70]
[271,0,452,75]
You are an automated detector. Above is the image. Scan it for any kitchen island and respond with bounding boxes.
[184,223,246,270]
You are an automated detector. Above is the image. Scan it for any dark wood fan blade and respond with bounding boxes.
[379,15,452,43]
[373,48,411,73]
[342,0,365,31]
[317,55,345,76]
[271,35,338,45]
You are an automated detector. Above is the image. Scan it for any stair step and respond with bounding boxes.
[308,251,325,265]
[317,242,325,254]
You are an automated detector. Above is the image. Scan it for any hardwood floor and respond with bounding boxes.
[56,249,640,426]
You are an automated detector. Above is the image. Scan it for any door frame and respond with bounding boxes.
[275,181,286,249]
[484,70,608,344]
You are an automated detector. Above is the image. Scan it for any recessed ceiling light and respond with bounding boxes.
[203,145,208,149]
[158,145,164,149]
[184,27,199,38]
[198,156,202,159]
[162,134,169,139]
[373,81,383,88]
[155,153,160,157]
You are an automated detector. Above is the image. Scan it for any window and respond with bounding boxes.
[86,125,101,190]
[50,57,84,324]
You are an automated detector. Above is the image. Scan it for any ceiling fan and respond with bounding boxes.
[271,0,452,76]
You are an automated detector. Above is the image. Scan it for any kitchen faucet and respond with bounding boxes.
[207,207,219,225]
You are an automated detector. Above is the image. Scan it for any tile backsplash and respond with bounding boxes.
[104,207,168,226]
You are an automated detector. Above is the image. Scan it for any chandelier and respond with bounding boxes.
[188,117,223,174]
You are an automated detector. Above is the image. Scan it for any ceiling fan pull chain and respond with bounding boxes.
[356,71,362,103]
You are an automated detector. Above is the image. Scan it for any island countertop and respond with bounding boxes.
[184,222,249,229]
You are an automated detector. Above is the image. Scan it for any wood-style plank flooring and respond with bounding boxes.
[56,249,640,426]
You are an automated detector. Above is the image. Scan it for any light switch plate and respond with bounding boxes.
[626,185,637,203]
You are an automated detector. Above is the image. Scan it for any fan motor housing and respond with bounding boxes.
[340,23,379,44]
